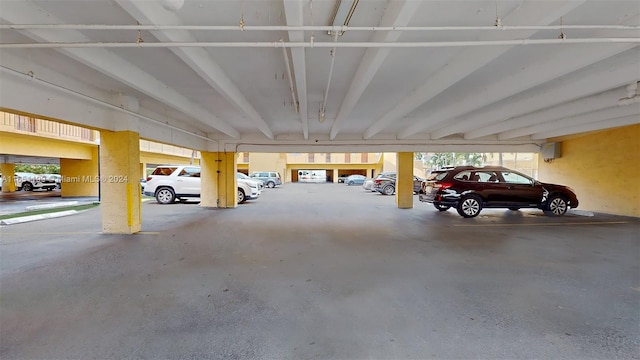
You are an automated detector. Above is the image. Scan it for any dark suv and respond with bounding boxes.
[419,166,579,218]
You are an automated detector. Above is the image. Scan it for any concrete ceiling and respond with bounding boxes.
[0,0,638,153]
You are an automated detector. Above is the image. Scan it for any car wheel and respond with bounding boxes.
[508,207,520,211]
[434,203,450,212]
[544,195,568,216]
[382,185,395,195]
[22,182,33,191]
[46,187,53,191]
[155,187,175,204]
[237,188,246,204]
[267,181,275,188]
[456,195,482,218]
[347,181,353,186]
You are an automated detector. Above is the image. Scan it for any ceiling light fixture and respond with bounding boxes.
[328,0,359,36]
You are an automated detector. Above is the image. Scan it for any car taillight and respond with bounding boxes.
[435,182,453,190]
[146,176,152,181]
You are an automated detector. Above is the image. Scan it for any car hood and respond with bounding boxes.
[540,182,576,195]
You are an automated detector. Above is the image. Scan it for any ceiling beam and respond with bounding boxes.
[498,104,640,140]
[115,0,274,140]
[463,57,639,139]
[283,0,309,140]
[455,87,626,140]
[420,44,635,140]
[532,115,640,140]
[362,0,587,140]
[0,0,240,139]
[329,0,420,140]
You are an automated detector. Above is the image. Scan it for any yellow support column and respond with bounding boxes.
[1,163,16,192]
[100,130,142,234]
[333,169,339,183]
[60,147,99,197]
[396,152,414,209]
[201,151,237,208]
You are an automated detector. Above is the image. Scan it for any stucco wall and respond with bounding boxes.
[538,124,640,217]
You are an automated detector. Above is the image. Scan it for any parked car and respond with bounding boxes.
[140,178,146,193]
[237,172,264,189]
[373,173,424,195]
[362,178,375,191]
[345,174,366,186]
[337,174,349,183]
[250,171,282,188]
[419,165,579,218]
[42,174,62,189]
[15,172,57,191]
[144,165,260,204]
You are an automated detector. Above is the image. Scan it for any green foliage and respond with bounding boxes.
[427,153,486,169]
[14,164,60,174]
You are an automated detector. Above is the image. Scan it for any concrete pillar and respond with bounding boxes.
[100,130,142,234]
[201,151,237,208]
[1,163,16,192]
[140,162,147,180]
[333,169,339,183]
[60,147,99,197]
[396,152,414,209]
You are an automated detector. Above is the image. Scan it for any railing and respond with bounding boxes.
[1,111,97,142]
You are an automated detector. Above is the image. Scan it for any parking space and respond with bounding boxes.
[1,183,638,358]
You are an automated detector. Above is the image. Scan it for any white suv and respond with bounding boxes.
[144,165,261,205]
[15,172,58,191]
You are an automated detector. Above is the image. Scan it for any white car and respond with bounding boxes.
[144,165,261,205]
[15,172,57,191]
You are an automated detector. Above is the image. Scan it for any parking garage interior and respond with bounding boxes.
[1,0,638,358]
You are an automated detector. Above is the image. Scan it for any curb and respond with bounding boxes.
[0,210,78,225]
[25,201,79,211]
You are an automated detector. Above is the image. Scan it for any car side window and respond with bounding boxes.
[501,171,531,185]
[453,171,472,181]
[477,171,499,182]
[178,167,201,177]
[152,167,177,176]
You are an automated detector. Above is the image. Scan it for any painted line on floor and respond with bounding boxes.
[452,221,630,227]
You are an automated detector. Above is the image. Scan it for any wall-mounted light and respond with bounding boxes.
[328,0,359,36]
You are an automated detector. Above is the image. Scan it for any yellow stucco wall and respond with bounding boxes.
[60,147,99,197]
[538,124,640,217]
[249,153,288,181]
[0,131,95,160]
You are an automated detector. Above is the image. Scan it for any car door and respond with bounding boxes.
[474,171,506,206]
[500,171,544,206]
[176,167,201,195]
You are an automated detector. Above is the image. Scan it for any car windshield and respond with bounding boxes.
[237,173,250,179]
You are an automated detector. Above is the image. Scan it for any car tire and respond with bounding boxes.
[434,203,450,212]
[508,207,520,211]
[155,187,176,204]
[238,188,246,204]
[457,195,482,218]
[22,182,33,191]
[544,195,568,217]
[382,185,395,195]
[347,181,353,186]
[267,181,275,188]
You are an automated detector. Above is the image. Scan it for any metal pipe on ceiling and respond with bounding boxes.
[280,40,298,113]
[1,24,638,31]
[1,38,638,49]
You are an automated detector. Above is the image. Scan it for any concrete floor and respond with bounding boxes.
[1,183,639,359]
